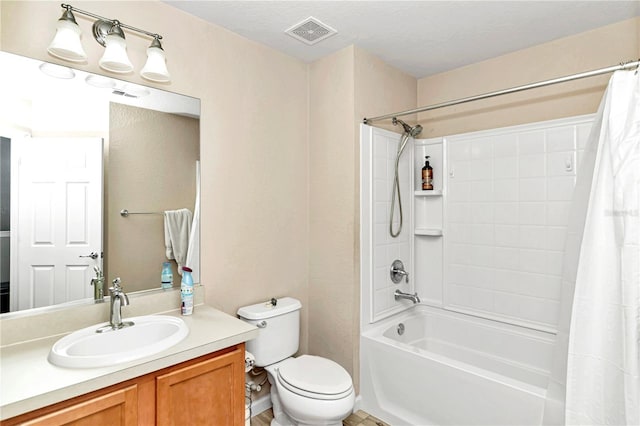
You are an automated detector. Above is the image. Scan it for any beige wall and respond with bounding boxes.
[417,17,640,137]
[107,104,199,292]
[0,1,310,351]
[308,45,416,391]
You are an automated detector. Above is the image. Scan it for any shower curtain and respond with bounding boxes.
[544,69,639,425]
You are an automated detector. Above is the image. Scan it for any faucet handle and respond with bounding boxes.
[110,277,122,293]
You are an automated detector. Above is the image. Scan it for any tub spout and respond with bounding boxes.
[394,289,420,304]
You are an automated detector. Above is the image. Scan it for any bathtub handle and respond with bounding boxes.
[390,259,409,284]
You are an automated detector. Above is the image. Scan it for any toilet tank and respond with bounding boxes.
[237,297,302,367]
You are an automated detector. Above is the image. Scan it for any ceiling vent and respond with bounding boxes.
[285,17,337,45]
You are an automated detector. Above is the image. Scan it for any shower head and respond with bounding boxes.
[393,117,422,138]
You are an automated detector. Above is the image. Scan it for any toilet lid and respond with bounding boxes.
[277,355,353,396]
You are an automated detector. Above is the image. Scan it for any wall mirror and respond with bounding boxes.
[0,51,200,315]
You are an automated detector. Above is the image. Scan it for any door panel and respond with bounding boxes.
[13,137,102,311]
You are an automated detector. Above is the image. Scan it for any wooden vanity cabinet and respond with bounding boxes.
[2,344,245,426]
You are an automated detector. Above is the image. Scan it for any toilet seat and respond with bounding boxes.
[276,355,354,401]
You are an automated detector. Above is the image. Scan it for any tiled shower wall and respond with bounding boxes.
[362,126,414,323]
[444,116,594,331]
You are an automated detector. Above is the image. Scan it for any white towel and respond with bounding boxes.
[164,208,192,274]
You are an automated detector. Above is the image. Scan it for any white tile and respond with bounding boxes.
[449,181,471,202]
[494,202,519,225]
[546,227,567,251]
[450,160,471,181]
[450,243,471,265]
[546,126,575,152]
[374,179,390,202]
[519,178,546,201]
[547,176,576,201]
[468,266,494,289]
[374,288,392,315]
[449,224,472,243]
[494,247,519,270]
[519,249,547,273]
[494,157,518,179]
[374,224,388,245]
[471,181,493,202]
[519,225,548,249]
[493,269,520,292]
[519,297,559,326]
[449,140,471,161]
[471,138,493,159]
[519,202,546,225]
[471,203,494,224]
[470,159,493,180]
[546,151,576,177]
[373,157,387,177]
[493,134,518,157]
[547,201,571,226]
[471,224,494,245]
[374,245,387,268]
[450,284,473,308]
[517,273,562,300]
[374,267,390,290]
[495,225,519,247]
[518,131,545,154]
[470,245,493,268]
[374,202,388,224]
[469,287,495,312]
[386,244,400,266]
[494,179,519,201]
[546,251,564,276]
[448,264,469,284]
[449,202,471,223]
[519,154,546,178]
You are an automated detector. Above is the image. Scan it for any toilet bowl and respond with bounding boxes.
[266,356,355,426]
[237,298,355,426]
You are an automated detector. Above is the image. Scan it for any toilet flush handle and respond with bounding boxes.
[256,320,267,328]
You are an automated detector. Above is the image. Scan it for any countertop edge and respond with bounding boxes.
[0,307,259,421]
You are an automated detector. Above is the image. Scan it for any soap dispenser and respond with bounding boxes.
[422,156,433,190]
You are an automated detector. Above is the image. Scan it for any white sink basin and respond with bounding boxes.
[48,315,189,369]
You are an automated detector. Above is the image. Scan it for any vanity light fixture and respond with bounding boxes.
[48,3,170,83]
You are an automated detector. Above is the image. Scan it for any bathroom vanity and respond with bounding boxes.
[0,304,258,425]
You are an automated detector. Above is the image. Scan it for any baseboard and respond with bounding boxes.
[249,394,272,417]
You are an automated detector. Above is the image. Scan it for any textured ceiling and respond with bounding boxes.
[165,1,640,78]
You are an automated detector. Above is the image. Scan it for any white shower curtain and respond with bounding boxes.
[545,69,639,425]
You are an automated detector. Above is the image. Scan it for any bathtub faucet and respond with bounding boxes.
[394,289,420,304]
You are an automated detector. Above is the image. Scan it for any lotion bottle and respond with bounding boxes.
[181,266,194,315]
[422,156,433,190]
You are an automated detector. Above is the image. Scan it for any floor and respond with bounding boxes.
[251,409,390,426]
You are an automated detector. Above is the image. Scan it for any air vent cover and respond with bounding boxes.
[285,16,337,45]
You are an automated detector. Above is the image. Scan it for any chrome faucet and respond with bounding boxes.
[394,289,420,304]
[97,277,134,333]
[90,266,105,303]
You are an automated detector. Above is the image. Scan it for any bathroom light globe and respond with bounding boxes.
[47,17,87,62]
[99,30,133,74]
[141,38,171,83]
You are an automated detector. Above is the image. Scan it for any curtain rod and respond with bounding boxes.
[363,60,640,124]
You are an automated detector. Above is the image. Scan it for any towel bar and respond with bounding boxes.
[120,209,163,217]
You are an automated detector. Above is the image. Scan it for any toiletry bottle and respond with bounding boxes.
[422,156,433,190]
[181,266,194,315]
[161,262,173,290]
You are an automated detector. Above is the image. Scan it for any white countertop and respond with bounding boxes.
[0,305,258,420]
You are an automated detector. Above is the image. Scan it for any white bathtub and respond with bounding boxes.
[359,305,557,425]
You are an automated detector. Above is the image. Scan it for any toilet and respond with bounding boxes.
[237,297,355,426]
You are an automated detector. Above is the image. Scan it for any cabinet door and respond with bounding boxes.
[21,385,137,426]
[156,346,244,426]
